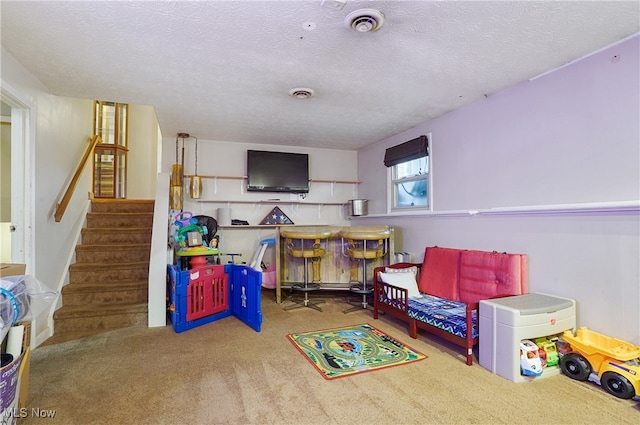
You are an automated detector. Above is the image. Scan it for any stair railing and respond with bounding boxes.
[54,134,102,222]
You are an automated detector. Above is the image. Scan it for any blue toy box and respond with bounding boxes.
[167,263,262,332]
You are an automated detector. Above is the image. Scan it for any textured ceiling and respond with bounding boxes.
[1,1,638,150]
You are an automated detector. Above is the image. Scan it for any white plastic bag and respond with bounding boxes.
[0,275,58,342]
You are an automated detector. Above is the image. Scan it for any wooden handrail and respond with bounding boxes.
[54,135,101,222]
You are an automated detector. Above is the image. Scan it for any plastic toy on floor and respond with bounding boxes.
[534,337,560,367]
[520,339,543,377]
[559,327,640,399]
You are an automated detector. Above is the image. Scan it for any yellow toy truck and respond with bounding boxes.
[559,327,640,399]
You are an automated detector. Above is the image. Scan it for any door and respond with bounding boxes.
[1,84,42,347]
[0,101,12,262]
[0,92,31,267]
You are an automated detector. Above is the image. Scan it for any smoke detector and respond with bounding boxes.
[344,8,385,32]
[288,88,315,99]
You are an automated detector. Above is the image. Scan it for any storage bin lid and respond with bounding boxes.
[487,293,574,315]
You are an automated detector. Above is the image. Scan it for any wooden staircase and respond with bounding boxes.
[44,199,154,345]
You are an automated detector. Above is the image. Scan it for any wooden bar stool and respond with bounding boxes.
[340,227,391,313]
[281,228,332,311]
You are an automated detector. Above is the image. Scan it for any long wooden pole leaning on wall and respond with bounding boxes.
[54,134,102,222]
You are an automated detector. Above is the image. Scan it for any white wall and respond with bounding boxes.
[127,104,160,199]
[355,36,640,344]
[2,47,162,343]
[2,47,94,344]
[2,47,162,278]
[161,138,358,259]
[2,47,93,288]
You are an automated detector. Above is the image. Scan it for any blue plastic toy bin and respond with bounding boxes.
[167,264,262,333]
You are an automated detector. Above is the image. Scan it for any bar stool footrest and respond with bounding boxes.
[348,283,373,295]
[285,298,325,312]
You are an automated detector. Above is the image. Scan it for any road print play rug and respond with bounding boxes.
[287,323,427,380]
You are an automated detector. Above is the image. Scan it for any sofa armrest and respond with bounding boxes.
[373,262,421,299]
[373,264,419,319]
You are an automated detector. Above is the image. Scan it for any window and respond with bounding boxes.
[392,156,429,208]
[384,134,430,211]
[93,101,128,198]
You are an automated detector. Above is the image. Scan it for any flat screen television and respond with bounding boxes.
[246,150,309,193]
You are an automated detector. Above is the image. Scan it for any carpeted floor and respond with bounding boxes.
[20,290,640,424]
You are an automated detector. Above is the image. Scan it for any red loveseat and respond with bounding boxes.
[373,246,528,365]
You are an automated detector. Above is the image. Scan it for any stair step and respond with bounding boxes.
[61,280,148,305]
[40,329,119,346]
[49,304,148,341]
[91,199,154,213]
[54,302,148,319]
[86,212,153,228]
[53,198,154,345]
[69,261,149,283]
[81,227,151,244]
[75,244,151,263]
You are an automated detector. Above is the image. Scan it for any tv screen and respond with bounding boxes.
[246,150,309,193]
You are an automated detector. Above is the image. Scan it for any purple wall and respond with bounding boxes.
[369,35,639,211]
[355,35,640,344]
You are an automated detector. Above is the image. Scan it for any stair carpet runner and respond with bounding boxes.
[45,199,153,345]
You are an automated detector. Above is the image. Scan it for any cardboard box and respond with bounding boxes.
[17,347,30,412]
[0,322,30,424]
[0,266,30,419]
[0,264,26,278]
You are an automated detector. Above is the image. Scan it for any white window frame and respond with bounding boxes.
[387,133,433,214]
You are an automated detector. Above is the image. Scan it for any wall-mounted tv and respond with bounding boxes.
[246,150,309,193]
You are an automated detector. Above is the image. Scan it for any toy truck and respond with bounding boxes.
[559,327,640,399]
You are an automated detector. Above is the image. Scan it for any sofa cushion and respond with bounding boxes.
[378,271,421,298]
[458,250,528,304]
[417,247,460,301]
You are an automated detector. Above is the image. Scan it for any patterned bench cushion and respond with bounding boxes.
[408,294,478,339]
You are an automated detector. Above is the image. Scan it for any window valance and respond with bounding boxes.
[383,135,429,167]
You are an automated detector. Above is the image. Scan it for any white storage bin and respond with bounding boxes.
[479,293,576,382]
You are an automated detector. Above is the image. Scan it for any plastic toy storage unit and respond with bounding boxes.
[479,293,576,382]
[168,263,262,333]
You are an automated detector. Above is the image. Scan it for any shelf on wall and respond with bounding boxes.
[309,179,361,184]
[184,174,247,180]
[182,175,359,206]
[183,174,360,184]
[196,199,347,206]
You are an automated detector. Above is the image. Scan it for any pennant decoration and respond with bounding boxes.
[260,206,294,225]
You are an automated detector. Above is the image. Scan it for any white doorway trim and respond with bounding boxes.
[1,80,35,273]
[1,80,44,347]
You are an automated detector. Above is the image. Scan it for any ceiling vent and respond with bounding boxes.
[344,8,385,32]
[288,88,315,99]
